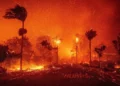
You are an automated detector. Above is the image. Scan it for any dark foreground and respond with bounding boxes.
[0,65,120,86]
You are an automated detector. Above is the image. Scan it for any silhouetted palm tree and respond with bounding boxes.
[112,34,120,55]
[112,34,120,64]
[85,29,97,66]
[95,45,106,68]
[41,40,52,50]
[4,4,27,70]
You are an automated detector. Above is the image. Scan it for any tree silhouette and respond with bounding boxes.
[85,29,97,66]
[5,37,32,58]
[41,40,52,50]
[112,34,120,63]
[36,36,53,63]
[4,4,27,70]
[0,45,9,63]
[112,34,120,55]
[95,45,106,68]
[5,37,33,68]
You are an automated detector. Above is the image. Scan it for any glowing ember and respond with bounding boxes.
[29,65,44,70]
[84,61,90,65]
[115,65,120,69]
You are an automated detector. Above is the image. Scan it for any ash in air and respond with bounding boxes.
[0,0,120,86]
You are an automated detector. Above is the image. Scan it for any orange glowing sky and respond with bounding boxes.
[0,0,120,58]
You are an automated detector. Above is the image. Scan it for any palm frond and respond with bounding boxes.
[3,11,16,19]
[85,29,97,40]
[3,4,27,22]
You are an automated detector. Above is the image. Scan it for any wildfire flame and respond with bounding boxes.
[115,65,120,69]
[7,64,44,72]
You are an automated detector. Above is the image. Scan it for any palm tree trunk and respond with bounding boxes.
[99,57,100,68]
[57,47,58,64]
[76,45,78,64]
[20,21,24,71]
[89,40,91,66]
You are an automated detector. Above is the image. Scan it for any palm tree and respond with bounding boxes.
[95,45,106,68]
[85,29,97,66]
[112,34,120,63]
[41,40,52,50]
[4,4,27,71]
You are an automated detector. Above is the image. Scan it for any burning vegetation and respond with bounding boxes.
[0,1,120,86]
[0,0,120,86]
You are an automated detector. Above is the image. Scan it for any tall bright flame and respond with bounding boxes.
[54,38,61,46]
[75,37,79,43]
[7,64,44,72]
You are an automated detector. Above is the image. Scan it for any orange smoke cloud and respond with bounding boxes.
[0,0,120,58]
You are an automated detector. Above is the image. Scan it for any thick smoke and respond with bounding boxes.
[0,0,120,58]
